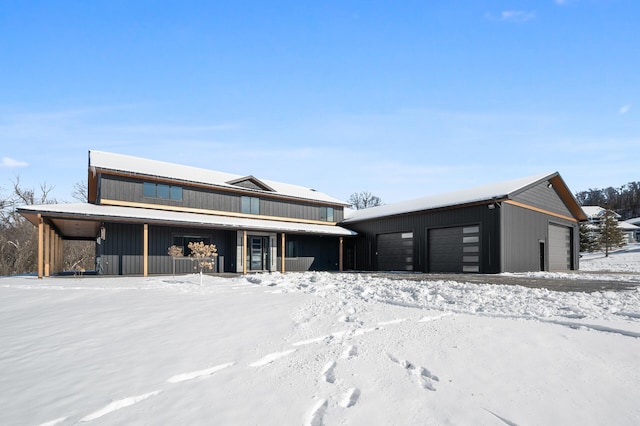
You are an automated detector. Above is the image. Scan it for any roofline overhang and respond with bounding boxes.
[90,167,350,208]
[17,204,357,238]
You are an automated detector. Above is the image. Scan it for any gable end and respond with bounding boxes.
[226,176,276,192]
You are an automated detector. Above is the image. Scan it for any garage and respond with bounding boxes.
[428,225,481,273]
[548,224,572,271]
[376,232,414,271]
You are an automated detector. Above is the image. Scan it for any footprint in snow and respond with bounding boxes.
[321,361,337,384]
[341,345,358,359]
[387,353,439,391]
[340,387,361,408]
[305,398,328,426]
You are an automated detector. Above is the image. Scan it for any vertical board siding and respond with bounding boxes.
[501,203,578,272]
[345,204,501,273]
[513,182,574,218]
[100,175,344,222]
[99,222,237,275]
[280,235,340,271]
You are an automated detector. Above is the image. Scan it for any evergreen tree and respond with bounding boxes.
[579,223,598,253]
[597,209,625,257]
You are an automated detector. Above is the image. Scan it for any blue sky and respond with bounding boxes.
[1,0,638,204]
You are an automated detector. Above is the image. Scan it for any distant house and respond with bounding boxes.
[625,217,640,243]
[19,151,587,277]
[582,206,638,244]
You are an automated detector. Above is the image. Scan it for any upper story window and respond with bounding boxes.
[320,206,334,222]
[143,182,183,201]
[241,196,260,214]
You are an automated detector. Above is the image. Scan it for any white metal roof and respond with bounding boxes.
[343,172,560,223]
[581,206,622,219]
[89,150,349,206]
[619,221,640,231]
[625,217,640,226]
[18,203,357,237]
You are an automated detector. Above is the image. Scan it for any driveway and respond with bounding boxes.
[370,271,640,293]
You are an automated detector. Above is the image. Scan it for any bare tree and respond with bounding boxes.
[0,177,56,276]
[348,191,383,210]
[168,244,184,276]
[72,180,88,202]
[188,241,218,284]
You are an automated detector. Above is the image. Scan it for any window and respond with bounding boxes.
[320,206,334,222]
[173,235,210,256]
[241,196,260,214]
[170,186,183,200]
[286,240,298,257]
[143,182,182,201]
[157,184,170,199]
[143,182,156,197]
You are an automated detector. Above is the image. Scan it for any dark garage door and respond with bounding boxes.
[548,224,571,271]
[377,232,414,271]
[429,225,481,273]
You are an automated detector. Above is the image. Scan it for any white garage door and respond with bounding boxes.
[548,224,571,271]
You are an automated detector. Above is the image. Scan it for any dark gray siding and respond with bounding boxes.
[98,222,237,275]
[513,182,573,218]
[99,175,344,222]
[501,203,579,272]
[98,223,144,275]
[276,234,340,272]
[344,204,501,273]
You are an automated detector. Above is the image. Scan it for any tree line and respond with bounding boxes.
[0,178,93,276]
[575,181,640,220]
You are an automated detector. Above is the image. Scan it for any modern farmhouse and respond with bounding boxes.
[18,151,355,277]
[18,151,587,277]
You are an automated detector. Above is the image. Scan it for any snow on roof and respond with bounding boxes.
[89,150,349,206]
[18,203,357,237]
[619,221,640,231]
[343,172,558,223]
[581,206,621,219]
[625,217,640,226]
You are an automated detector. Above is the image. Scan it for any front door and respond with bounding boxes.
[248,236,270,271]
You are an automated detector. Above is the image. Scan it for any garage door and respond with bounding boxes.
[377,232,413,271]
[549,224,571,271]
[429,225,481,273]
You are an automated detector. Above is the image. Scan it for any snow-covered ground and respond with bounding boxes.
[579,243,640,273]
[1,252,639,425]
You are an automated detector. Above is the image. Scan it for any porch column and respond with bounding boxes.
[242,230,247,275]
[143,223,149,277]
[281,233,286,273]
[37,214,43,279]
[55,235,61,273]
[49,228,55,274]
[44,223,50,277]
[339,237,344,272]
